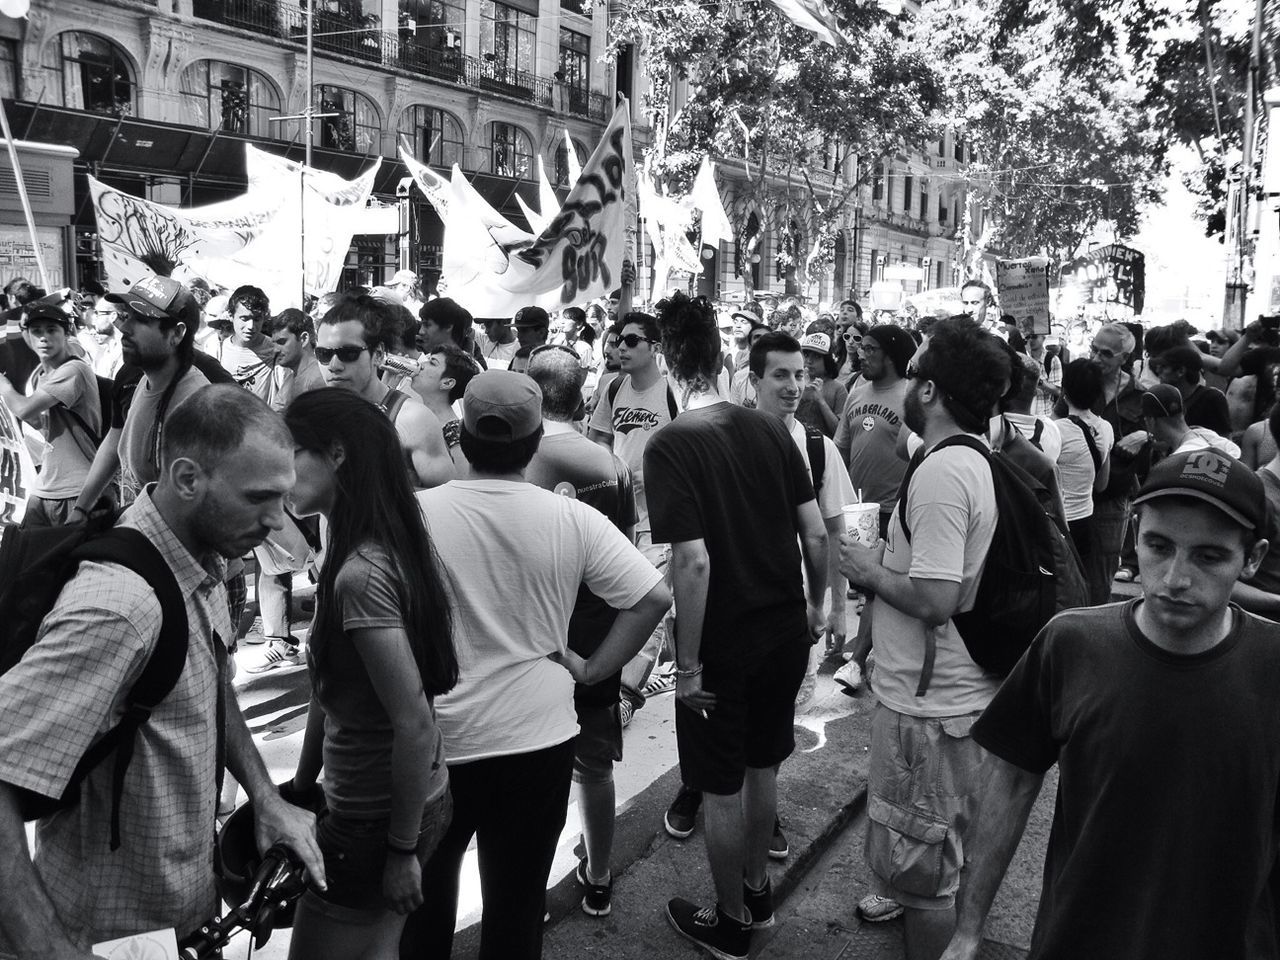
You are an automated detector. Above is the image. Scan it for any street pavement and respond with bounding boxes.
[220,592,1053,959]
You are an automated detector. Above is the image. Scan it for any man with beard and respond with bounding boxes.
[72,276,226,516]
[0,304,101,527]
[0,385,325,955]
[840,316,1009,960]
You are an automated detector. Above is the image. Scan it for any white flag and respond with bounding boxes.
[691,157,733,250]
[441,101,634,315]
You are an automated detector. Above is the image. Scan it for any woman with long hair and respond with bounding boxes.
[285,388,458,960]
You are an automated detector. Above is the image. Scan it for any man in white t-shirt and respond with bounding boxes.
[840,317,1008,959]
[210,285,277,402]
[475,316,519,369]
[589,310,678,716]
[406,371,668,960]
[0,304,101,526]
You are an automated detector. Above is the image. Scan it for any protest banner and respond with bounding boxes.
[441,100,634,315]
[996,256,1052,334]
[1059,244,1145,313]
[90,145,380,306]
[0,392,32,538]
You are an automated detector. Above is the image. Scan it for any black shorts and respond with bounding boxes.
[675,637,809,795]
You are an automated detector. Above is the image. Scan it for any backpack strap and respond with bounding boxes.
[804,424,825,494]
[891,434,991,698]
[67,528,189,850]
[666,384,679,420]
[607,374,626,409]
[1030,419,1044,451]
[1066,415,1103,472]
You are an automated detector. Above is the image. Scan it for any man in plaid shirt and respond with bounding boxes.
[1025,331,1062,418]
[0,385,324,956]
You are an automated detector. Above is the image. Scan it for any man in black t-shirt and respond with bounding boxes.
[644,293,828,960]
[525,347,637,920]
[1153,343,1232,437]
[945,449,1280,960]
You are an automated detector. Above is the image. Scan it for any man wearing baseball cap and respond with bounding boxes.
[0,303,101,526]
[797,331,847,437]
[72,275,211,516]
[509,305,550,374]
[406,371,669,960]
[945,447,1280,960]
[1140,382,1240,459]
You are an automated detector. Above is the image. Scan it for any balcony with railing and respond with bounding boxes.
[190,0,614,121]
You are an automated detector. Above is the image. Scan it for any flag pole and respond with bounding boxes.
[0,101,49,290]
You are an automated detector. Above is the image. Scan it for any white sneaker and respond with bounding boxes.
[834,660,863,696]
[857,894,903,923]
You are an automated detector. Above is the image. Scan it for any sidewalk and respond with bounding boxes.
[539,668,872,960]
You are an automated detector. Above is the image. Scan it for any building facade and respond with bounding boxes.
[0,0,634,291]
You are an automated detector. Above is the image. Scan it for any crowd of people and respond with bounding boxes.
[0,266,1277,960]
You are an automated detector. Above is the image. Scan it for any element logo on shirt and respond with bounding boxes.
[614,406,661,434]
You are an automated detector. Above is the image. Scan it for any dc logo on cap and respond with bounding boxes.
[1181,451,1231,487]
[136,276,168,299]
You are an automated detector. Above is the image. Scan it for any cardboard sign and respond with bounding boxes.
[996,257,1051,335]
[1060,244,1146,313]
[0,393,33,540]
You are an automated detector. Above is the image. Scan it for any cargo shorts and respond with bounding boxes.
[863,703,991,910]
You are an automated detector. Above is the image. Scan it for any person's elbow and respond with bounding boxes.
[914,582,962,627]
[631,580,672,624]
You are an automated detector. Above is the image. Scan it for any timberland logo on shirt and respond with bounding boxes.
[615,406,661,433]
[1181,450,1231,487]
[861,416,876,432]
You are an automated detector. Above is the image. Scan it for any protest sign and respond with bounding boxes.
[0,393,32,538]
[1060,244,1145,313]
[996,256,1051,334]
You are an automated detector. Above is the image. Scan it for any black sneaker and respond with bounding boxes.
[769,817,789,860]
[665,785,702,839]
[576,858,612,917]
[742,877,774,929]
[666,898,751,960]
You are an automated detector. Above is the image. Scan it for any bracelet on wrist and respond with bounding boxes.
[675,663,703,679]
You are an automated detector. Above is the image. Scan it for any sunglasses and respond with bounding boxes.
[619,333,657,348]
[843,331,862,343]
[314,345,369,364]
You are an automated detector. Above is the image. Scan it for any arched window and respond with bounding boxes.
[42,32,134,116]
[397,106,464,169]
[313,86,381,154]
[552,138,586,186]
[486,122,533,179]
[180,61,280,137]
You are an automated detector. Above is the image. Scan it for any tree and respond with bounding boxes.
[610,0,945,295]
[907,0,1166,264]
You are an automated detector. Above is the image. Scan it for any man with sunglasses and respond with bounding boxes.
[316,294,454,490]
[589,311,678,725]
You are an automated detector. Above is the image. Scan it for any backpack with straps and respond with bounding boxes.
[804,424,826,493]
[0,520,188,850]
[1066,414,1103,472]
[1028,419,1045,452]
[896,435,1087,694]
[607,374,680,421]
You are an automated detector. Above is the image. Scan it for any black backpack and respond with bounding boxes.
[804,424,826,493]
[897,434,1087,694]
[0,519,188,849]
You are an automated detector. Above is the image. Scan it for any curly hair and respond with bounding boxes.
[319,292,401,352]
[916,316,1011,433]
[654,292,720,383]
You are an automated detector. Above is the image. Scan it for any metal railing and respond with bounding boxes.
[191,0,613,120]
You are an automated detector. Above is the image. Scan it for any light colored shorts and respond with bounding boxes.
[863,703,991,910]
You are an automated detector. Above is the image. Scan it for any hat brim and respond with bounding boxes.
[104,292,170,321]
[1132,487,1256,530]
[730,312,761,324]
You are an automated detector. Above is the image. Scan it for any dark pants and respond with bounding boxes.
[1070,515,1109,606]
[399,739,575,960]
[1091,497,1131,597]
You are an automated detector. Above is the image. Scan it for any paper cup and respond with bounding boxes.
[842,502,881,544]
